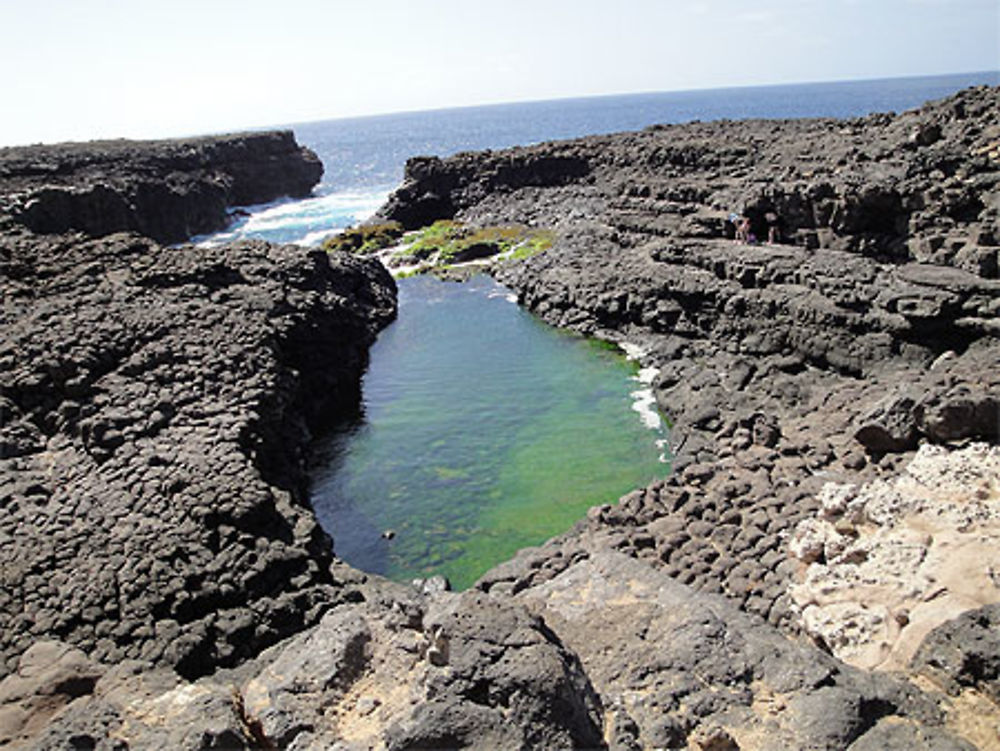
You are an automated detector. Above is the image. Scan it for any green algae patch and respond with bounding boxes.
[387,221,554,275]
[506,229,555,261]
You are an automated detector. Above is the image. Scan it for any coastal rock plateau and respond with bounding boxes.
[0,131,323,243]
[0,226,397,686]
[4,91,1000,749]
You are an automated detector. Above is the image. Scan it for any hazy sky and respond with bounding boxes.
[2,0,997,146]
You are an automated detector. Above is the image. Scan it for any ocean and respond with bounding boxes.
[198,71,998,249]
[196,71,1000,245]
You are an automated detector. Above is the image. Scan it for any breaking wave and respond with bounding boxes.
[194,186,392,248]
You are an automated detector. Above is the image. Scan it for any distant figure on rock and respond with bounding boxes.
[765,211,783,244]
[735,216,751,244]
[728,212,742,242]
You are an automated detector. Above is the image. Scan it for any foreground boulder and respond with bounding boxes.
[9,555,981,749]
[4,583,605,750]
[516,552,974,750]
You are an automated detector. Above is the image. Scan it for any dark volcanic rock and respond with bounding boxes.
[0,227,396,681]
[912,603,1000,701]
[381,86,1000,278]
[378,151,591,230]
[0,131,322,243]
[11,585,605,750]
[374,86,1000,627]
[374,86,1000,745]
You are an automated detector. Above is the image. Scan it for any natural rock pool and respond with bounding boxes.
[310,274,668,589]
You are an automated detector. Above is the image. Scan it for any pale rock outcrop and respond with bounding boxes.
[789,443,1000,672]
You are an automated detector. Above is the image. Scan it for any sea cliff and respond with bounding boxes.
[2,92,999,750]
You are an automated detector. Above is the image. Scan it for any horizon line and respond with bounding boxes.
[275,68,999,130]
[3,68,996,149]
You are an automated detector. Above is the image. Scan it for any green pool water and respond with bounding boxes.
[310,274,668,589]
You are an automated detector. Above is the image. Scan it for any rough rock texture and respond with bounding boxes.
[789,443,1000,671]
[4,582,605,751]
[382,87,1000,276]
[515,551,973,751]
[7,564,980,751]
[375,86,1000,747]
[913,603,1000,702]
[0,223,396,682]
[0,131,323,243]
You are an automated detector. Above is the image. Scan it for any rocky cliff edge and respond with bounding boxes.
[0,130,323,244]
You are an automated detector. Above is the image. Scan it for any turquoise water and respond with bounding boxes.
[310,275,667,589]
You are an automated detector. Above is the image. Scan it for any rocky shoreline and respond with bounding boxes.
[1,90,998,750]
[0,134,402,745]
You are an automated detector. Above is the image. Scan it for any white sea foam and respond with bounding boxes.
[485,288,518,303]
[636,366,658,385]
[195,231,237,249]
[619,341,647,361]
[192,187,393,247]
[630,387,663,432]
[656,437,670,464]
[622,340,667,454]
[299,228,341,246]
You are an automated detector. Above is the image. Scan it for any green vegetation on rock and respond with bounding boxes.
[507,229,556,260]
[401,221,555,268]
[323,221,404,255]
[325,219,556,278]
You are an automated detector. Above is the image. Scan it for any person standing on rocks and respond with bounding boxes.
[729,212,743,243]
[736,215,751,244]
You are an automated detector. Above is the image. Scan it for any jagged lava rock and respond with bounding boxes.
[0,131,322,243]
[376,85,1000,746]
[0,227,396,682]
[9,582,605,750]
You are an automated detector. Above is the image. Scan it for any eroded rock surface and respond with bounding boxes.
[789,443,1000,671]
[0,225,396,682]
[0,131,323,243]
[8,583,605,750]
[516,551,974,751]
